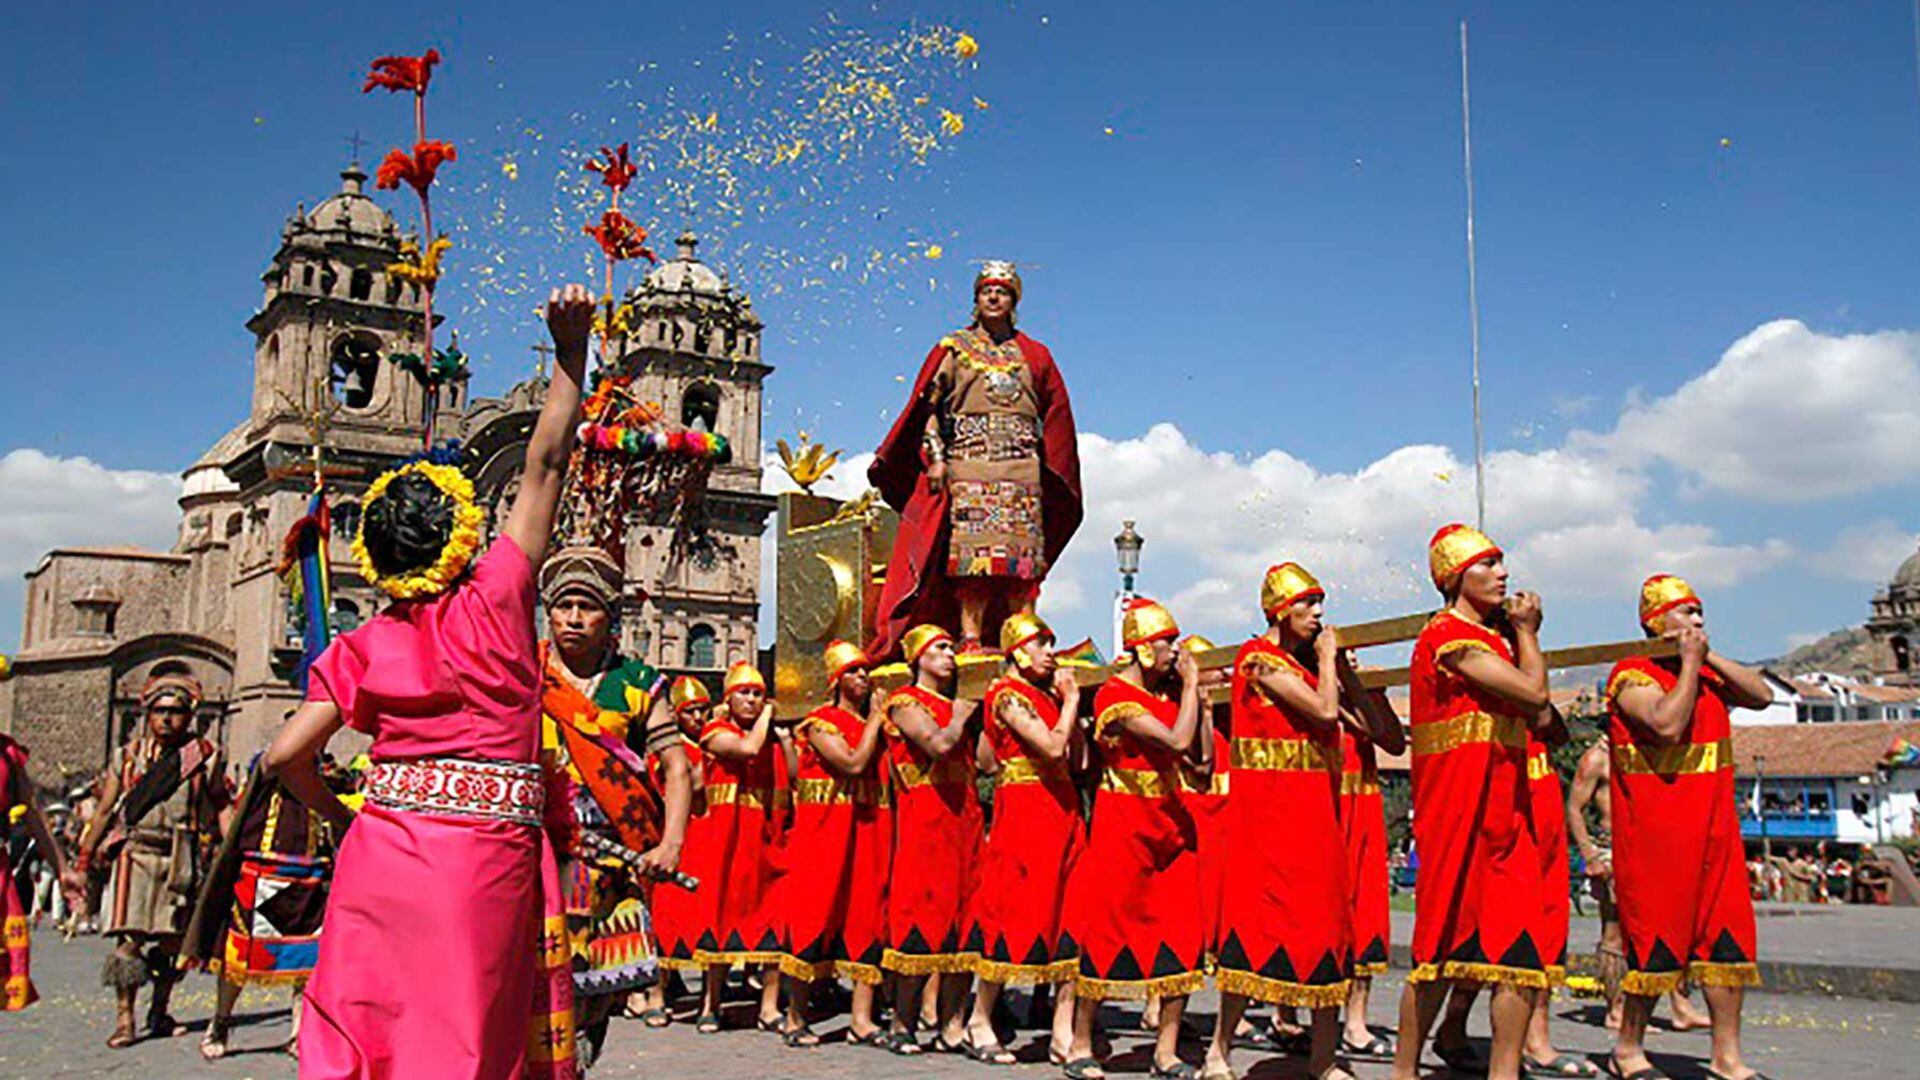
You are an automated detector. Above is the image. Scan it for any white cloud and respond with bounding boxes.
[0,450,181,579]
[0,450,182,651]
[1591,320,1920,501]
[1809,519,1919,584]
[1513,519,1792,599]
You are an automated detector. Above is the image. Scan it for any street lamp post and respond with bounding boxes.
[1112,520,1144,660]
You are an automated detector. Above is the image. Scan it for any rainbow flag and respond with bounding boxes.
[1056,637,1105,667]
[277,493,333,691]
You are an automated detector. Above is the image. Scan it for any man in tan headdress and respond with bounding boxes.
[70,672,231,1048]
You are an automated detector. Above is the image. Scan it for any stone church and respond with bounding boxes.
[0,160,774,778]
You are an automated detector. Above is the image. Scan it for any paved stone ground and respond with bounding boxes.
[6,928,1918,1079]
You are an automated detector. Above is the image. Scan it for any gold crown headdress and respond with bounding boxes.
[974,260,1021,301]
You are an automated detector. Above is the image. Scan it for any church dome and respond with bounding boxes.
[295,163,398,241]
[1893,546,1920,595]
[641,233,728,298]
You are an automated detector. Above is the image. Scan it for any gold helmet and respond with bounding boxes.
[999,612,1053,655]
[1121,598,1179,650]
[670,676,711,714]
[1638,574,1702,632]
[723,661,766,696]
[901,624,953,666]
[1428,523,1502,593]
[1260,562,1325,619]
[822,639,871,686]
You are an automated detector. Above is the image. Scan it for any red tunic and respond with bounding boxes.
[1214,637,1351,1006]
[649,736,704,970]
[1605,657,1758,994]
[1186,727,1232,963]
[1059,677,1206,1001]
[1338,727,1392,977]
[881,685,984,974]
[776,705,890,983]
[1529,734,1570,982]
[1407,611,1547,988]
[964,676,1085,985]
[678,716,781,965]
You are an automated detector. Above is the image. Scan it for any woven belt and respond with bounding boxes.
[363,757,544,826]
[704,783,775,809]
[1410,710,1528,756]
[792,776,887,806]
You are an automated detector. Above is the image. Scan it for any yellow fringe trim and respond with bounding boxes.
[1619,969,1688,997]
[972,955,1078,986]
[1074,968,1208,1002]
[1353,962,1390,977]
[881,949,981,976]
[1688,961,1760,988]
[836,959,885,985]
[656,954,705,972]
[1214,968,1351,1008]
[778,955,839,982]
[1407,960,1551,990]
[1545,964,1568,988]
[692,949,787,968]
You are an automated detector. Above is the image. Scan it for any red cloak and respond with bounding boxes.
[867,332,1083,659]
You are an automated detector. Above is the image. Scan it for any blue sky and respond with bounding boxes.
[3,1,1918,662]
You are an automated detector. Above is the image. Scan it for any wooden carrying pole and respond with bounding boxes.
[872,609,1679,701]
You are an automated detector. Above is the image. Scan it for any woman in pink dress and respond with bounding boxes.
[265,285,596,1080]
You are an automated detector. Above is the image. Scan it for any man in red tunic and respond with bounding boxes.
[777,640,888,1047]
[867,262,1083,656]
[961,612,1086,1065]
[1393,525,1556,1080]
[881,625,985,1054]
[1605,575,1771,1080]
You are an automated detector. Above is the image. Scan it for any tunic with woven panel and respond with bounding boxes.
[926,327,1048,580]
[1407,610,1548,989]
[1528,733,1571,983]
[963,676,1084,985]
[1058,677,1206,1001]
[1213,637,1352,1006]
[776,704,890,982]
[882,685,983,974]
[1338,727,1392,977]
[102,735,227,940]
[1605,657,1758,995]
[677,714,781,966]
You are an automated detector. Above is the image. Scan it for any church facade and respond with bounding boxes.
[0,161,772,780]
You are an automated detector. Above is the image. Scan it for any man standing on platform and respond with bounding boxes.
[1604,575,1772,1080]
[868,261,1083,657]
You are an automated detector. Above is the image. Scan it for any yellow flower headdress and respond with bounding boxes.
[351,461,487,600]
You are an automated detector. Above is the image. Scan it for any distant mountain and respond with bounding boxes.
[1763,625,1878,678]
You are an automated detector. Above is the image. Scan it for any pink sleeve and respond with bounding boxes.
[440,536,539,687]
[307,633,372,733]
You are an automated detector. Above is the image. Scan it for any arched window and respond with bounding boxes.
[349,267,373,301]
[681,383,720,434]
[331,598,363,635]
[329,335,380,410]
[686,624,717,669]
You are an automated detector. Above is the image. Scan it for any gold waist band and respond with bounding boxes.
[894,756,972,791]
[1613,737,1733,777]
[1410,710,1528,757]
[1230,736,1337,773]
[791,777,887,806]
[704,783,775,809]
